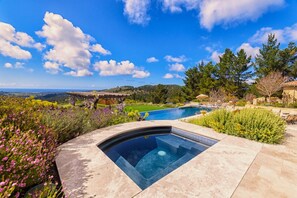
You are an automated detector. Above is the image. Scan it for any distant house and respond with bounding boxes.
[283,81,297,103]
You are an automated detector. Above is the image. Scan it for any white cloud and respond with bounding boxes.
[4,63,12,68]
[210,51,223,63]
[15,62,24,69]
[249,23,297,44]
[0,38,32,59]
[146,56,159,63]
[237,43,260,58]
[94,60,150,78]
[163,73,182,79]
[205,46,213,52]
[0,22,44,60]
[123,0,284,30]
[132,70,150,78]
[36,12,109,77]
[199,0,284,30]
[164,55,187,63]
[163,73,174,79]
[65,69,93,77]
[122,0,150,25]
[161,0,199,13]
[44,61,61,74]
[174,74,183,79]
[90,44,111,55]
[169,63,185,72]
[3,62,24,69]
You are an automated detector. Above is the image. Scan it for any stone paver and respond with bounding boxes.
[232,124,297,198]
[56,122,297,198]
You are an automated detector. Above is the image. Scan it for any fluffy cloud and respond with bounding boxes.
[169,63,185,72]
[43,61,61,74]
[0,22,44,60]
[199,0,284,30]
[161,0,199,13]
[65,69,93,77]
[163,73,182,79]
[94,60,150,78]
[132,70,150,78]
[249,23,297,44]
[90,44,111,55]
[36,12,110,77]
[123,0,284,30]
[3,62,24,69]
[164,55,187,63]
[210,51,223,63]
[163,73,174,79]
[237,43,260,58]
[4,63,12,68]
[146,57,159,63]
[122,0,150,25]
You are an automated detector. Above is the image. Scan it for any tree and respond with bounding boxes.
[256,72,287,102]
[183,64,202,100]
[215,48,252,97]
[198,62,217,94]
[215,49,237,95]
[255,34,281,77]
[233,49,253,97]
[153,84,168,103]
[279,42,297,79]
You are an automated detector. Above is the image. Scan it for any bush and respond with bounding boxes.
[0,96,138,196]
[235,100,247,107]
[189,108,285,144]
[0,97,56,197]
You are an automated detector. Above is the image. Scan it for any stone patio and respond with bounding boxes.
[55,121,297,198]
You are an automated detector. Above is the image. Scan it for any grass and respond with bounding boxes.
[124,104,170,112]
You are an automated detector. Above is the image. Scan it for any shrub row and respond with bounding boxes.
[189,108,286,144]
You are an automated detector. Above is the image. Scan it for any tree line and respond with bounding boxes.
[183,34,297,101]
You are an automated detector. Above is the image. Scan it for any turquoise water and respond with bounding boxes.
[143,107,211,120]
[103,132,210,189]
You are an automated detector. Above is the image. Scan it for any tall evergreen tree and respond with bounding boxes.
[233,49,253,97]
[198,62,217,94]
[215,48,237,95]
[183,64,202,100]
[255,34,282,77]
[279,42,297,79]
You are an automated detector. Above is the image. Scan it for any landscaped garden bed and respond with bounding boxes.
[188,108,286,144]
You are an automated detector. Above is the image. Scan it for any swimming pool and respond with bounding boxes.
[99,127,217,189]
[142,106,211,120]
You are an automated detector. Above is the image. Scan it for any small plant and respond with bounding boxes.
[200,110,207,115]
[189,108,285,144]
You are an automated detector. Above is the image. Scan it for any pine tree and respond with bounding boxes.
[255,34,281,77]
[183,64,202,100]
[233,49,253,97]
[198,62,217,94]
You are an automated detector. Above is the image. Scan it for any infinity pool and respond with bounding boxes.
[142,106,211,120]
[99,127,217,189]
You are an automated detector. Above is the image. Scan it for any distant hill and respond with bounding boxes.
[0,84,185,104]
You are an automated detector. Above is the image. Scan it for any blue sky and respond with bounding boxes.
[0,0,297,89]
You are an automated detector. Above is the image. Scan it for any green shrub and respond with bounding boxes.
[235,100,247,107]
[189,108,285,144]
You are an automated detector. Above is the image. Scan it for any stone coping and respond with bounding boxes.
[55,121,266,197]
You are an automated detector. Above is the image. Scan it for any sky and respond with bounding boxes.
[0,0,297,89]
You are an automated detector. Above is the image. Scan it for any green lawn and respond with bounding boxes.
[125,104,169,112]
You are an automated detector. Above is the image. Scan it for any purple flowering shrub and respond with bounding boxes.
[0,96,57,196]
[43,107,137,143]
[0,96,137,196]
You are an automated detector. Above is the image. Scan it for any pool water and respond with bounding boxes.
[142,107,211,120]
[99,127,217,189]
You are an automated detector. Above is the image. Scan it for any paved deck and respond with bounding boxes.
[55,121,297,198]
